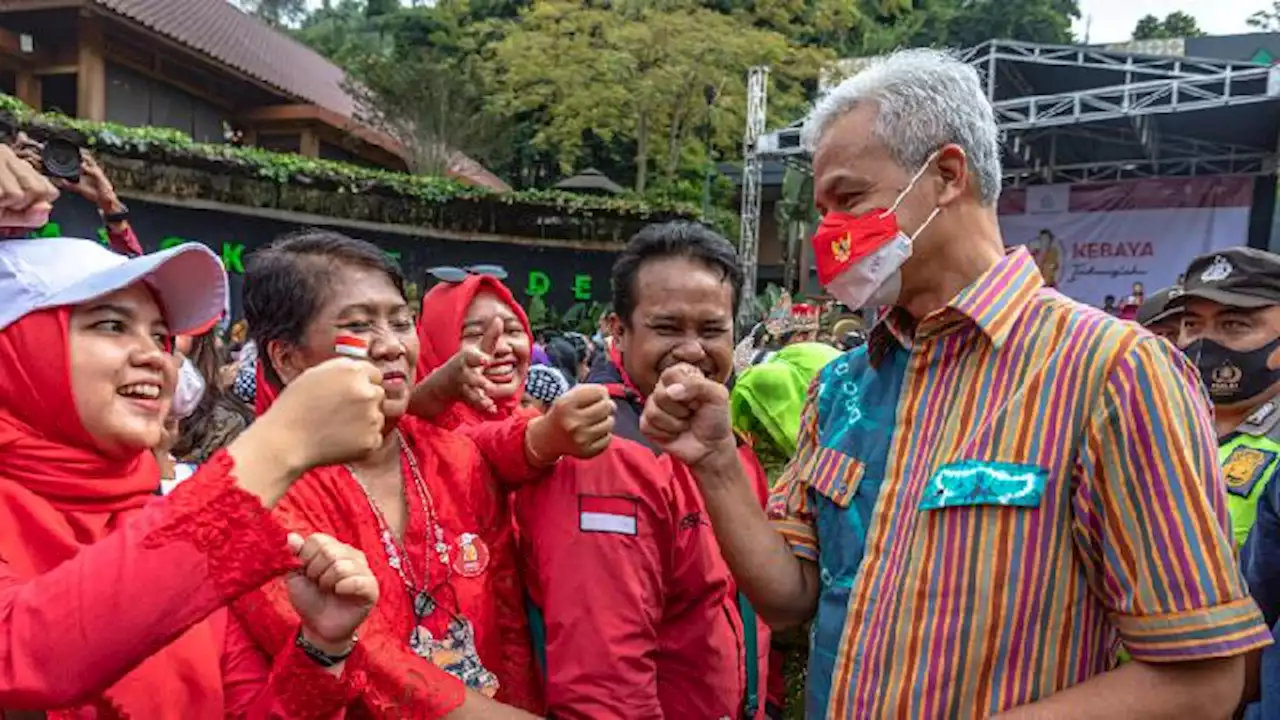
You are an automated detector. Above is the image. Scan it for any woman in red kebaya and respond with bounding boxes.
[0,236,388,718]
[235,231,572,719]
[411,270,614,482]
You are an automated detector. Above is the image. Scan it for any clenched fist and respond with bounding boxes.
[264,357,387,470]
[287,533,378,657]
[526,384,615,464]
[640,363,735,469]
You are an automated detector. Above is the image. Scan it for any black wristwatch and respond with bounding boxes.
[101,203,129,224]
[294,629,357,667]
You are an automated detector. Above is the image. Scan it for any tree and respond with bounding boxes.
[1132,11,1205,40]
[234,0,307,28]
[932,0,1079,47]
[483,0,828,194]
[1249,1,1280,32]
[300,2,513,176]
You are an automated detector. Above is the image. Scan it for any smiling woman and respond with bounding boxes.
[0,236,391,717]
[236,228,546,719]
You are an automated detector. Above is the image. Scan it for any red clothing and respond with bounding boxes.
[234,415,543,718]
[0,307,361,717]
[415,275,545,486]
[416,274,531,428]
[104,222,143,257]
[516,357,773,719]
[0,453,364,718]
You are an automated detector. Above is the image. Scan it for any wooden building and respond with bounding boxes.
[0,0,508,189]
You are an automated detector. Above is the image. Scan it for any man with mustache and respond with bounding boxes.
[515,221,772,719]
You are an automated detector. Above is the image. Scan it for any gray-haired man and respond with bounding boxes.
[639,48,1269,719]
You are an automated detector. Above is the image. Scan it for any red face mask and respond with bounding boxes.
[810,209,901,287]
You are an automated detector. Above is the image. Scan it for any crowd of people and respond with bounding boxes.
[3,46,1280,720]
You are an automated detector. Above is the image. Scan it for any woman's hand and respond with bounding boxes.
[525,384,615,465]
[287,533,378,666]
[409,318,500,419]
[228,358,385,506]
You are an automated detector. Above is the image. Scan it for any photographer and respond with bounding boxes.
[9,133,142,256]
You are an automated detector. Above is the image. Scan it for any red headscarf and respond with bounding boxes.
[0,308,220,716]
[416,275,532,428]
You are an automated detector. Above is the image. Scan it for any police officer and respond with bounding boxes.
[1136,286,1184,344]
[1175,246,1280,546]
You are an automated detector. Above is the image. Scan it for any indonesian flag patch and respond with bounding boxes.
[334,334,370,359]
[579,495,639,536]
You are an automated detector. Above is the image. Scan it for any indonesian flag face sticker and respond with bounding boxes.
[578,495,638,536]
[334,334,370,359]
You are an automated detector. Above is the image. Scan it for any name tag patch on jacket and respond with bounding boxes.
[579,495,639,535]
[1224,446,1276,499]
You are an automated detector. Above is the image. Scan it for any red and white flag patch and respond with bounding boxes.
[334,334,369,359]
[579,495,638,536]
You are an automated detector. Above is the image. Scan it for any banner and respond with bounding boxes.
[998,176,1253,309]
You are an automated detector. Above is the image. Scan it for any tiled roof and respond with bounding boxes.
[84,0,509,190]
[94,0,355,116]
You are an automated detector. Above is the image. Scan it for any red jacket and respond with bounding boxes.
[0,452,362,718]
[516,360,771,719]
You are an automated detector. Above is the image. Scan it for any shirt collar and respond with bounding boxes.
[870,247,1044,357]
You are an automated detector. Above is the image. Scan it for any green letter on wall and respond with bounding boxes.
[526,270,551,297]
[222,242,246,274]
[573,274,593,301]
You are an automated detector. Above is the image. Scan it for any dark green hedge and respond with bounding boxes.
[0,94,705,243]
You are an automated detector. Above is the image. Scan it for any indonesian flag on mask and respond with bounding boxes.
[810,209,902,286]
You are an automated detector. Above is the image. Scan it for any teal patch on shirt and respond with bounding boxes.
[919,460,1048,510]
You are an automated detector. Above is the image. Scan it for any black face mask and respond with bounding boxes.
[1188,337,1280,404]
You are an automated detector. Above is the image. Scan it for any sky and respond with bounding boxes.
[1074,0,1273,44]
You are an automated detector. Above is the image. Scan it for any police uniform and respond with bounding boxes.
[1176,247,1280,546]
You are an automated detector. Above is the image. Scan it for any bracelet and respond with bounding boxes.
[100,202,129,224]
[295,629,357,668]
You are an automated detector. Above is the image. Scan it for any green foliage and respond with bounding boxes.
[526,297,606,335]
[233,0,307,27]
[482,0,831,194]
[1133,11,1204,40]
[910,0,1079,48]
[0,93,701,221]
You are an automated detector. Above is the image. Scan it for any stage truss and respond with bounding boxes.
[755,39,1280,188]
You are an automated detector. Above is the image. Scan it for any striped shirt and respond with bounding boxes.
[768,248,1270,718]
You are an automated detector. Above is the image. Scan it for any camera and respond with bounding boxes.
[39,137,81,182]
[0,117,84,182]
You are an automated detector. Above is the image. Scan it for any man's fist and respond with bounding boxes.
[527,384,615,464]
[287,533,378,656]
[640,363,735,469]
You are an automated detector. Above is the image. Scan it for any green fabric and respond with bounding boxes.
[731,342,840,458]
[738,592,759,718]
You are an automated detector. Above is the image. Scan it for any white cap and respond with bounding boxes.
[0,237,227,334]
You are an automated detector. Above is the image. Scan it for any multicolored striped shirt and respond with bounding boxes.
[768,248,1270,718]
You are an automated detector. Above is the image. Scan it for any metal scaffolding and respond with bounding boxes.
[738,66,768,327]
[755,39,1280,171]
[740,38,1280,293]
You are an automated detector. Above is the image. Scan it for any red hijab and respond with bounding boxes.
[0,308,220,716]
[415,275,532,427]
